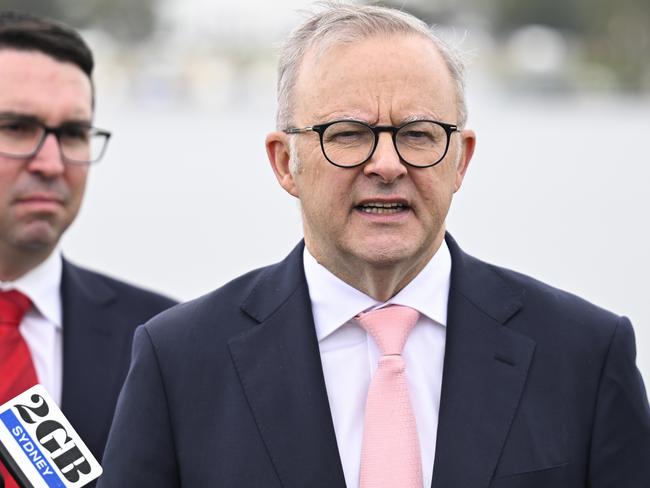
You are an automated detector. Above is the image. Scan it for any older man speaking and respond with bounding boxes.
[99,4,650,487]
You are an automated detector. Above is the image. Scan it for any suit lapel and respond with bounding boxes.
[228,243,346,488]
[431,235,535,487]
[60,259,121,458]
[227,237,534,488]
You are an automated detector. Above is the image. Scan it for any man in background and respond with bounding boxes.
[99,3,650,487]
[0,11,176,488]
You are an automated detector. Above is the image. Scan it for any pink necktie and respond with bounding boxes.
[0,290,36,488]
[356,305,422,488]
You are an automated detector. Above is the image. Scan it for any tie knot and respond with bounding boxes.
[0,290,32,328]
[356,305,419,356]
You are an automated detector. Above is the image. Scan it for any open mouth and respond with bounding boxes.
[356,202,408,214]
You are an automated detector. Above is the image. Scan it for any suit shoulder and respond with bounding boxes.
[63,261,177,311]
[499,263,616,315]
[479,258,624,342]
[144,262,277,336]
[451,241,623,341]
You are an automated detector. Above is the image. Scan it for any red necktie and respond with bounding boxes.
[0,290,37,488]
[356,305,423,488]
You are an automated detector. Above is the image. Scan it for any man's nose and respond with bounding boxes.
[363,132,407,183]
[26,133,65,177]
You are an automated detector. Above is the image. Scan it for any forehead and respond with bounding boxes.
[293,34,457,124]
[0,48,92,121]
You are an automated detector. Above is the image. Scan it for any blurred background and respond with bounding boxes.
[2,0,648,380]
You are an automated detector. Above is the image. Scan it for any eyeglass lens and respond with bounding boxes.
[0,117,108,163]
[321,120,450,167]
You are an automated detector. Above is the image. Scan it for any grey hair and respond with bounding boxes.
[276,2,468,131]
[288,133,302,175]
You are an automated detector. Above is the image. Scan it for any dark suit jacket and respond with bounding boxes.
[59,259,176,468]
[98,236,650,487]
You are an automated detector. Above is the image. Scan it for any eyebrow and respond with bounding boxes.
[401,113,445,124]
[316,112,448,126]
[315,115,367,125]
[0,111,92,126]
[0,111,39,121]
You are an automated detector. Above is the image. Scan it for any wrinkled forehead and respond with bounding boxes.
[293,33,458,122]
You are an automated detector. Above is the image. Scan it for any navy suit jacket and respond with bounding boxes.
[59,259,176,467]
[98,236,650,487]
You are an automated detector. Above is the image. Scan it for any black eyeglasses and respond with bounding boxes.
[0,115,111,165]
[284,119,460,168]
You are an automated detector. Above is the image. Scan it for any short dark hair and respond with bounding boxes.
[0,10,93,79]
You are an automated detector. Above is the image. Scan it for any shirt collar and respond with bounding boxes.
[303,240,452,342]
[0,250,63,328]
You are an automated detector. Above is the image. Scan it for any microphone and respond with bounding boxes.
[0,385,102,488]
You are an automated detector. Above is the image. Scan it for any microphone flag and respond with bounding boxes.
[0,385,102,488]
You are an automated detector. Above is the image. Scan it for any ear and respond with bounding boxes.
[453,129,476,192]
[266,131,299,197]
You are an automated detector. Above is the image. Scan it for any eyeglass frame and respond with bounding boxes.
[0,115,112,165]
[284,119,461,168]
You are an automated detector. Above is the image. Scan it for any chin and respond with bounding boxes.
[14,225,61,252]
[353,243,417,268]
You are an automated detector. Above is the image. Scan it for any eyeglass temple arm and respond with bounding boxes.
[284,127,314,134]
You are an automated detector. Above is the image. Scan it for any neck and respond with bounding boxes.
[307,233,444,302]
[346,261,429,302]
[0,245,52,282]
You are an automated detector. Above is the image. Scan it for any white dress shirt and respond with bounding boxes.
[303,241,451,488]
[0,250,63,405]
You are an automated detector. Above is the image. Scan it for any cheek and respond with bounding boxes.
[413,170,455,211]
[0,164,21,188]
[0,166,24,208]
[0,178,12,202]
[297,167,355,225]
[304,143,322,162]
[65,167,89,202]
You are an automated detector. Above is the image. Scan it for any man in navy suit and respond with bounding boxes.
[99,4,650,487]
[0,11,175,487]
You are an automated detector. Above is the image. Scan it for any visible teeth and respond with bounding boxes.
[362,202,404,208]
[359,202,406,214]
